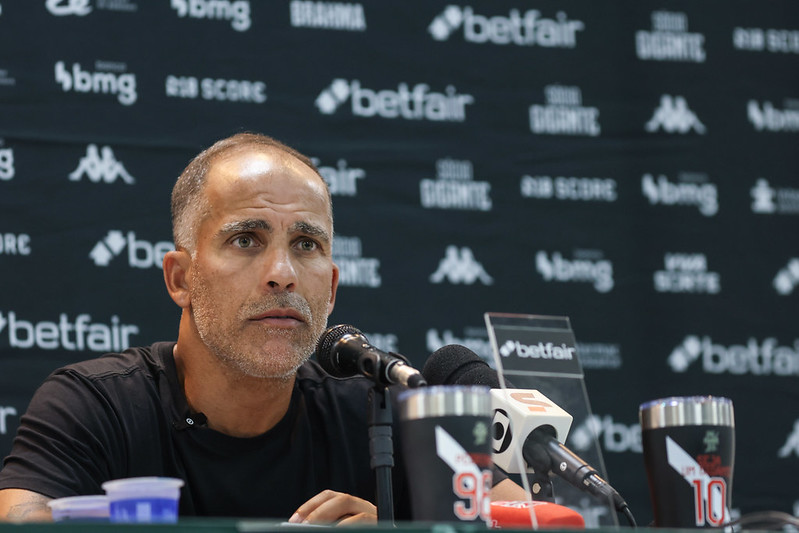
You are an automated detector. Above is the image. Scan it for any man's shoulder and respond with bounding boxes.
[53,341,174,384]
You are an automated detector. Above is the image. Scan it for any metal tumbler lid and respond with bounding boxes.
[639,396,734,430]
[398,385,491,420]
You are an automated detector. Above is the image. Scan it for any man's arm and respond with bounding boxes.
[0,489,53,522]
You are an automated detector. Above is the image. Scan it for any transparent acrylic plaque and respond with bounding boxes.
[484,312,619,527]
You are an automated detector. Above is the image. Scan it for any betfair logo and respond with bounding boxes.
[70,145,135,184]
[90,230,173,269]
[315,79,473,122]
[46,0,92,16]
[429,245,493,285]
[428,5,584,48]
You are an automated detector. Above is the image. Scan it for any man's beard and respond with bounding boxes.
[190,269,330,380]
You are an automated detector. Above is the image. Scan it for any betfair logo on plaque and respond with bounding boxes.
[484,312,583,376]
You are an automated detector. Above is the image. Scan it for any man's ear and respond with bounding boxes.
[163,249,192,309]
[327,262,340,316]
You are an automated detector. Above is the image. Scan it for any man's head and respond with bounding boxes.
[164,133,338,380]
[171,133,331,254]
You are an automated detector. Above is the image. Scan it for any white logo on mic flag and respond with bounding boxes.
[666,436,729,526]
[435,425,491,522]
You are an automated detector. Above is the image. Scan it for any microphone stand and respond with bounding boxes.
[368,385,395,524]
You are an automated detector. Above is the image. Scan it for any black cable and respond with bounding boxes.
[620,504,637,528]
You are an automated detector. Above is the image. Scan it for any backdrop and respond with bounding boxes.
[1,0,798,526]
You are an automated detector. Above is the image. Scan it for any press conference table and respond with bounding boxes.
[0,520,589,533]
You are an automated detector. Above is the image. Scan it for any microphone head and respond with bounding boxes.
[422,344,501,388]
[316,324,365,377]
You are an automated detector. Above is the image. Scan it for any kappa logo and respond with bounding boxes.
[0,147,14,181]
[774,258,799,296]
[645,95,706,134]
[428,5,584,48]
[70,145,135,184]
[171,0,251,31]
[46,0,92,16]
[429,245,493,285]
[315,78,473,122]
[90,230,173,269]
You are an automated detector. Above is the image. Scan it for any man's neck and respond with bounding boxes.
[172,342,296,438]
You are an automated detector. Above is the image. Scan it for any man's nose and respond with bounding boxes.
[262,247,298,291]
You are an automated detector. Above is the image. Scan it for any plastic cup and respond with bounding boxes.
[102,476,184,523]
[47,495,110,522]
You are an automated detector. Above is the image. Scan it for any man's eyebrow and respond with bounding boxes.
[291,221,331,243]
[217,219,271,236]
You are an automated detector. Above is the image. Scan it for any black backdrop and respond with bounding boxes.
[1,0,798,526]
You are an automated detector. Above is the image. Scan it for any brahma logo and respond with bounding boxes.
[428,5,584,48]
[289,1,366,31]
[315,79,473,122]
[0,311,139,352]
[90,230,173,269]
[645,95,706,134]
[171,0,251,31]
[668,335,799,376]
[430,246,493,285]
[69,145,135,184]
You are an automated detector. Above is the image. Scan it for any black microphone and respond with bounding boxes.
[316,324,427,388]
[422,346,634,523]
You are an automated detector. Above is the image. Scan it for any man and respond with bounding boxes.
[0,133,524,523]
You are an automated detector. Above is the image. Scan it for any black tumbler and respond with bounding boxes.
[398,385,493,524]
[639,396,735,528]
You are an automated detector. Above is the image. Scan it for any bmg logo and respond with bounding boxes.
[171,0,251,31]
[55,61,137,106]
[0,147,14,180]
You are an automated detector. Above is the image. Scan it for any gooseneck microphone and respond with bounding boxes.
[422,345,637,527]
[316,324,427,388]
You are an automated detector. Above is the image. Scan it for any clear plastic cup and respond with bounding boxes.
[101,476,184,523]
[47,495,110,522]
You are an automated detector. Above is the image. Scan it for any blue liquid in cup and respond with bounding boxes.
[109,498,178,523]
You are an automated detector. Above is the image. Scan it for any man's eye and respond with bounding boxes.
[234,235,254,248]
[298,239,318,252]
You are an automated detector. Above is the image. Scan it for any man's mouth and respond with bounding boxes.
[249,309,305,324]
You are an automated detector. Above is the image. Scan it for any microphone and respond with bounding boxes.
[422,346,633,520]
[316,324,427,388]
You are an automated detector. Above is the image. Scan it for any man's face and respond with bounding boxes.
[187,147,338,379]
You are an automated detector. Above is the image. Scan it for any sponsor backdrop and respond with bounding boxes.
[1,0,798,526]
